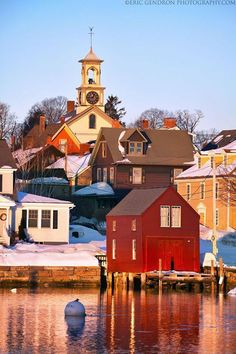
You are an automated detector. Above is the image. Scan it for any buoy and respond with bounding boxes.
[64,299,86,316]
[10,288,17,293]
[228,288,236,296]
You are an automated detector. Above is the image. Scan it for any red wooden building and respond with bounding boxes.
[107,186,200,273]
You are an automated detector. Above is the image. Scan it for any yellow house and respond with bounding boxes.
[65,47,121,144]
[175,141,236,232]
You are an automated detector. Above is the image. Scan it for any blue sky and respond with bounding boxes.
[0,0,235,130]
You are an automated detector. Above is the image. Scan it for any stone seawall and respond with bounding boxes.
[0,266,101,287]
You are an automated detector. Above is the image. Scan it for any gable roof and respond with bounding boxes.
[202,130,236,151]
[24,122,64,148]
[17,192,73,206]
[107,188,168,216]
[0,139,17,169]
[65,105,122,128]
[90,128,195,167]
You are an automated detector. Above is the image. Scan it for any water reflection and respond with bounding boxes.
[0,288,236,353]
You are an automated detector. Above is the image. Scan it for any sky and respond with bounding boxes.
[0,0,235,131]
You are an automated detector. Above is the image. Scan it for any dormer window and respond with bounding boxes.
[128,142,143,155]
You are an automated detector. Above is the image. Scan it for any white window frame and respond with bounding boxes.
[171,206,181,228]
[28,209,38,228]
[131,219,136,231]
[112,239,116,260]
[110,167,114,184]
[41,210,51,228]
[160,205,170,227]
[103,168,107,182]
[101,142,107,158]
[97,168,102,182]
[132,239,137,260]
[132,167,142,185]
[59,139,67,153]
[186,184,191,201]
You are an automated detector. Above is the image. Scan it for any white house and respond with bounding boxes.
[0,139,74,246]
[15,192,74,244]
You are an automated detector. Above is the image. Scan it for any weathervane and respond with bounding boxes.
[88,27,94,49]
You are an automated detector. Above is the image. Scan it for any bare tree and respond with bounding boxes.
[194,128,219,150]
[175,109,204,133]
[0,101,18,141]
[22,96,67,136]
[130,108,170,128]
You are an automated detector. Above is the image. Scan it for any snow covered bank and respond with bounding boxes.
[200,239,236,266]
[0,242,105,267]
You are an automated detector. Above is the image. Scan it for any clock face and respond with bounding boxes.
[86,91,99,104]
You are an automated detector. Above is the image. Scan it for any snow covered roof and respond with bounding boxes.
[30,177,68,185]
[13,147,43,167]
[0,194,16,207]
[17,192,74,206]
[46,154,90,178]
[176,157,236,179]
[73,182,115,196]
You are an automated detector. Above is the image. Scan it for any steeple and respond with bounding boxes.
[76,29,105,113]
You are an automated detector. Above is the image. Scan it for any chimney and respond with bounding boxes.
[39,115,46,134]
[163,117,177,129]
[60,116,65,124]
[141,119,149,129]
[67,100,75,113]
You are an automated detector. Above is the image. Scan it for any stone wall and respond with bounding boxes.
[0,266,101,287]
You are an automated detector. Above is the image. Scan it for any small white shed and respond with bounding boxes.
[15,192,74,244]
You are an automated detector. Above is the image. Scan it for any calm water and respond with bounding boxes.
[0,288,236,354]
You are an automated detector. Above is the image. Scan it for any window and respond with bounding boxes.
[216,209,219,226]
[89,114,96,129]
[101,142,107,158]
[59,139,67,153]
[0,174,2,192]
[215,182,219,199]
[103,168,107,182]
[200,182,205,200]
[28,210,38,228]
[223,154,227,167]
[97,168,102,182]
[53,210,58,229]
[132,239,136,260]
[171,206,181,227]
[112,220,116,232]
[128,142,143,155]
[41,210,51,228]
[160,206,170,227]
[131,219,136,231]
[132,168,142,184]
[198,157,201,169]
[110,167,114,184]
[186,184,191,201]
[210,156,214,169]
[112,239,116,260]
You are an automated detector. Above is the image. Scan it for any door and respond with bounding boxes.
[146,237,194,271]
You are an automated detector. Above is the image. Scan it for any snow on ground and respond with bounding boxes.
[0,241,105,267]
[73,182,114,196]
[69,225,106,244]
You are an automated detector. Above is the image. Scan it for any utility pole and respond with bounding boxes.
[64,142,68,177]
[211,152,218,256]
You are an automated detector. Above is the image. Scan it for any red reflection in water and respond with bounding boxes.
[106,289,200,353]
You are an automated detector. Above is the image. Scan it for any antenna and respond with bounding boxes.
[88,27,94,49]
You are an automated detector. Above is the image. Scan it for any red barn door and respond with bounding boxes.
[146,237,194,271]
